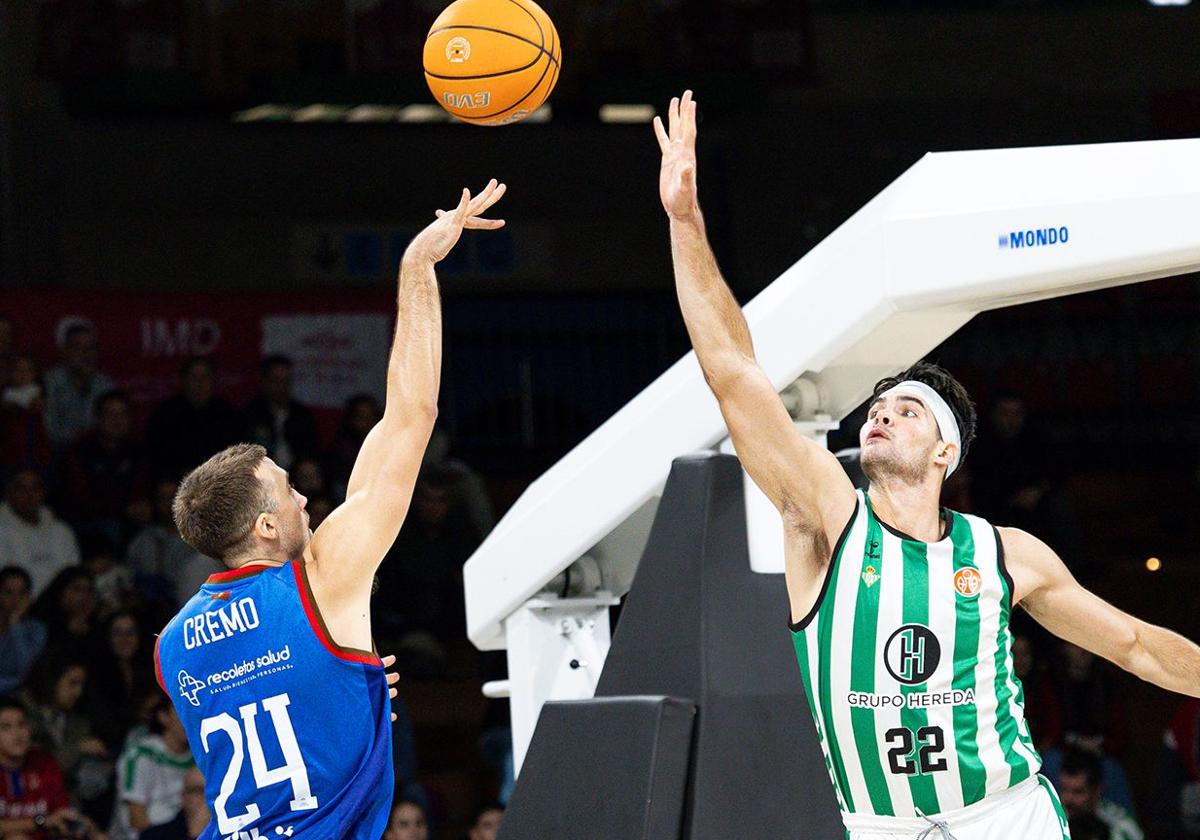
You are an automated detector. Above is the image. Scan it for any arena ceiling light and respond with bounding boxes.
[599,104,656,123]
[346,105,406,122]
[232,103,552,124]
[232,104,293,122]
[397,104,450,123]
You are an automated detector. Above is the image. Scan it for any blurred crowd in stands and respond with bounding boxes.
[0,314,505,839]
[6,308,1200,839]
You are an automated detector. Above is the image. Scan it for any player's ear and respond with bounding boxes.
[253,512,275,541]
[934,442,957,468]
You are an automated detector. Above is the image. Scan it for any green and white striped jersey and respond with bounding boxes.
[790,489,1041,818]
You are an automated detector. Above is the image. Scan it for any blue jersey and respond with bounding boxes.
[155,562,392,840]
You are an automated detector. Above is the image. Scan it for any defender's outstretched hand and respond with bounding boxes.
[407,179,507,264]
[653,90,699,221]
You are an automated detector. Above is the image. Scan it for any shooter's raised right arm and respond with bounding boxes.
[655,91,855,540]
[308,181,506,609]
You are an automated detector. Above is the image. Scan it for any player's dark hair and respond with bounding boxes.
[870,361,978,465]
[1060,747,1103,789]
[174,443,275,562]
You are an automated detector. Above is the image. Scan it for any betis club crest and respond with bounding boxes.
[862,565,880,588]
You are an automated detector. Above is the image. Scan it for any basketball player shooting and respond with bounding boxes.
[154,181,506,840]
[655,90,1200,840]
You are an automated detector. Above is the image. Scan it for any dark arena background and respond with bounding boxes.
[4,2,1200,839]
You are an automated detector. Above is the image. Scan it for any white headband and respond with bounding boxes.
[879,380,962,478]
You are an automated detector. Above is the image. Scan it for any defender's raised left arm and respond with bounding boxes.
[1003,526,1200,698]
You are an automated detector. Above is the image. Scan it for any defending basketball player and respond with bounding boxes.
[154,181,507,840]
[655,90,1200,840]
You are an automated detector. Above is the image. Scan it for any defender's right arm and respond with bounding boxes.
[654,92,856,599]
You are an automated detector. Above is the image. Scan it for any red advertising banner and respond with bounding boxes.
[5,289,394,437]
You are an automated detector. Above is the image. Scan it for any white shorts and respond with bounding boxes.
[843,775,1071,840]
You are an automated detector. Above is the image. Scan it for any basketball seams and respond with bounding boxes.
[502,0,544,50]
[425,51,543,82]
[424,0,560,124]
[454,21,556,122]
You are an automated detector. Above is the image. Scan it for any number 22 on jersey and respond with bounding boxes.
[200,692,317,836]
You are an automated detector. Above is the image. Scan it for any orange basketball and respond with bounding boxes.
[423,0,561,126]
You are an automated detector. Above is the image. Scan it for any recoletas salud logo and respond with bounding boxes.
[178,671,206,706]
[176,646,295,706]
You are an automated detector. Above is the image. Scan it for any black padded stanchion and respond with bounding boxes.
[595,452,843,840]
[498,696,696,840]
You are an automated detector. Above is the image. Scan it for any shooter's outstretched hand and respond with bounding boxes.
[406,178,507,264]
[653,90,700,222]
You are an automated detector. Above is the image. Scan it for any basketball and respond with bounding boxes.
[423,0,561,126]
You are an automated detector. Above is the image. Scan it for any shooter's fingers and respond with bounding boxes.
[682,92,697,146]
[471,181,507,215]
[653,116,669,153]
[463,217,505,230]
[453,187,472,222]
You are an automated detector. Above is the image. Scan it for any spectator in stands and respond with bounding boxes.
[306,496,333,531]
[82,538,132,619]
[969,390,1083,571]
[43,322,114,449]
[31,568,100,655]
[137,765,207,840]
[0,469,80,598]
[125,479,221,610]
[1011,630,1062,751]
[376,465,485,672]
[1058,747,1143,840]
[145,357,241,480]
[0,695,101,839]
[384,798,429,840]
[60,390,151,549]
[87,612,156,757]
[22,653,108,796]
[422,428,495,538]
[327,394,383,502]
[110,693,193,840]
[289,458,333,529]
[241,355,320,471]
[1040,641,1136,814]
[0,567,47,694]
[291,457,327,500]
[1,354,52,479]
[1150,698,1200,838]
[467,802,504,840]
[3,354,43,412]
